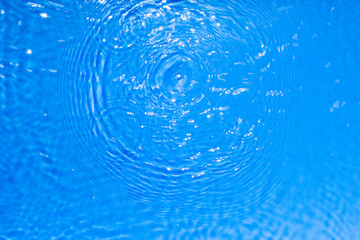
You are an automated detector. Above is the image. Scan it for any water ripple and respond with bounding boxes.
[54,0,301,221]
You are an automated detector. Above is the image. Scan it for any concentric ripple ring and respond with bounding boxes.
[53,0,301,219]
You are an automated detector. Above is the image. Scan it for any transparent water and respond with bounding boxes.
[1,0,360,239]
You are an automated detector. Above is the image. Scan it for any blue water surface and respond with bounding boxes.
[1,0,360,239]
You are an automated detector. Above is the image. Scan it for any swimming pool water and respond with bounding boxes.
[1,0,360,239]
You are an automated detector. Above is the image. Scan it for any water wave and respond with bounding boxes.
[54,0,301,219]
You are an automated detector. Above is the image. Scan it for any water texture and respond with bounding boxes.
[1,0,360,239]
